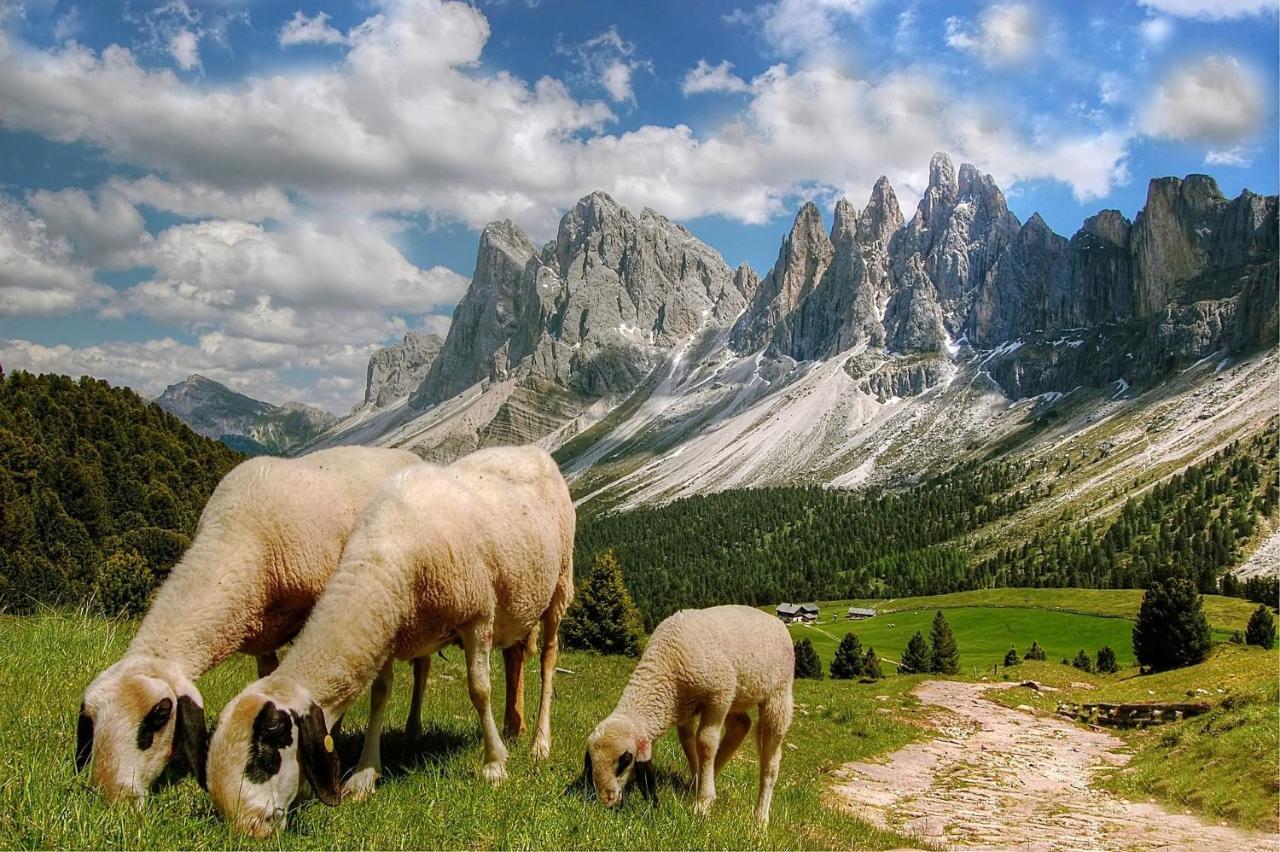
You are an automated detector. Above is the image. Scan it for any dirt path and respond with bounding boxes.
[829,680,1279,851]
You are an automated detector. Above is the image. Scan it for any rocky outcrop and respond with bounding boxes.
[156,374,336,455]
[364,331,442,408]
[845,354,949,402]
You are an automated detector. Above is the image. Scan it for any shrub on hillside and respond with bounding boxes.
[1245,605,1276,649]
[862,647,883,681]
[561,549,646,657]
[900,631,931,674]
[94,550,154,618]
[1095,646,1119,674]
[1132,579,1212,672]
[794,638,823,679]
[1071,649,1093,672]
[830,633,864,679]
[1024,640,1046,661]
[1003,646,1020,667]
[928,610,960,674]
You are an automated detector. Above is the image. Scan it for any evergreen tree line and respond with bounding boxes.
[0,371,244,615]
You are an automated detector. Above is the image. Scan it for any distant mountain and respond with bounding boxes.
[364,331,443,408]
[299,155,1277,520]
[155,374,337,455]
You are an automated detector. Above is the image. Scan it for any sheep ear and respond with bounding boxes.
[175,695,208,790]
[635,737,651,763]
[297,703,341,806]
[636,759,658,806]
[75,705,94,773]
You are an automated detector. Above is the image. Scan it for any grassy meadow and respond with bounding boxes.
[0,611,928,850]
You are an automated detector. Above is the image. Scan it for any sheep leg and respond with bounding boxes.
[692,704,728,816]
[343,657,394,802]
[461,623,509,783]
[531,613,561,760]
[753,695,793,825]
[677,720,699,782]
[501,642,527,739]
[405,656,430,745]
[255,651,279,677]
[713,711,752,778]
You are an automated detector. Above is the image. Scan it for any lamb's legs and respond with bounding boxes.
[255,652,279,678]
[753,694,793,825]
[501,641,527,739]
[532,612,562,760]
[713,711,752,778]
[693,703,729,816]
[461,622,508,782]
[343,658,394,802]
[405,656,430,744]
[677,720,699,780]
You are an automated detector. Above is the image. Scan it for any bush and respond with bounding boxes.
[1003,646,1020,667]
[1024,640,1046,661]
[1132,579,1212,672]
[1230,630,1245,644]
[928,610,959,674]
[1071,649,1093,672]
[94,550,154,618]
[1095,646,1119,674]
[862,647,883,681]
[561,549,646,657]
[830,633,864,679]
[1245,605,1276,649]
[794,638,823,679]
[900,631,931,674]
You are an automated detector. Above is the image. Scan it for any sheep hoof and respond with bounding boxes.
[342,768,381,802]
[693,798,714,817]
[480,761,508,784]
[531,738,551,761]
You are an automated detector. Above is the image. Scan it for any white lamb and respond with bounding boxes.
[76,446,422,804]
[204,445,575,838]
[585,605,794,825]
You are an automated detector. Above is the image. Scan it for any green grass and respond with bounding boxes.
[987,645,1280,831]
[786,605,1138,674]
[0,611,927,850]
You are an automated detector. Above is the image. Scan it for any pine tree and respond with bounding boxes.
[830,633,865,679]
[1095,646,1119,674]
[1132,579,1213,672]
[862,647,883,680]
[560,549,646,657]
[1024,640,1046,661]
[1003,646,1020,667]
[794,638,823,679]
[900,631,931,674]
[928,610,960,674]
[1071,649,1093,672]
[1245,605,1277,649]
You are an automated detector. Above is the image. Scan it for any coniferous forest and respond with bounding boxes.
[0,371,244,615]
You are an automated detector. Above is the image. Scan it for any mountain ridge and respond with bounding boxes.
[156,374,337,455]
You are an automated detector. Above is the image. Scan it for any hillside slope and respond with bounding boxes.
[156,374,336,455]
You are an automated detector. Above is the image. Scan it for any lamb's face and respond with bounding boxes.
[77,660,206,804]
[207,685,340,838]
[585,717,654,807]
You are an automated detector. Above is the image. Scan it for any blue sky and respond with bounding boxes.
[0,0,1275,412]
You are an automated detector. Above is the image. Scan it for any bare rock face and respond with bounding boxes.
[968,214,1071,347]
[364,331,443,408]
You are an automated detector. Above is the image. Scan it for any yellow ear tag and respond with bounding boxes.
[324,735,334,753]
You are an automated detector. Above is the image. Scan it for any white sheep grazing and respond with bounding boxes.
[585,605,794,825]
[204,445,575,837]
[76,446,422,804]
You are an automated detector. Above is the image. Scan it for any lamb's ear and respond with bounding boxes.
[635,759,658,807]
[635,737,651,763]
[296,703,341,806]
[175,695,208,789]
[75,705,94,773]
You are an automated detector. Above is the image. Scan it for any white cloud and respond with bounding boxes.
[559,26,649,105]
[728,0,872,60]
[1137,0,1274,20]
[27,186,148,263]
[107,176,293,222]
[168,28,200,70]
[1143,55,1266,144]
[1205,146,1254,167]
[0,195,107,316]
[945,3,1040,66]
[53,5,82,41]
[1137,16,1174,46]
[601,61,633,103]
[682,60,751,96]
[279,10,347,47]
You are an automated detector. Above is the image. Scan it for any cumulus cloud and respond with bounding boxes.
[728,0,872,60]
[53,5,82,41]
[945,3,1040,66]
[1137,16,1174,47]
[1205,146,1254,167]
[1143,55,1266,144]
[1137,0,1274,20]
[106,176,293,221]
[0,195,108,315]
[279,10,347,47]
[27,186,148,263]
[559,26,650,105]
[168,28,199,70]
[682,60,751,96]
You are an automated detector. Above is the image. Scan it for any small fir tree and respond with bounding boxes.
[1024,640,1047,661]
[1132,579,1212,672]
[900,631,931,674]
[862,647,883,681]
[1095,646,1119,674]
[830,633,865,679]
[1245,605,1277,649]
[1071,649,1093,672]
[1003,646,1020,667]
[794,638,823,679]
[560,549,646,657]
[928,610,960,674]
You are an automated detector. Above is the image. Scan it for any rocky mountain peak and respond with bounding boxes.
[364,331,444,408]
[928,152,958,193]
[856,177,903,246]
[1079,210,1131,246]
